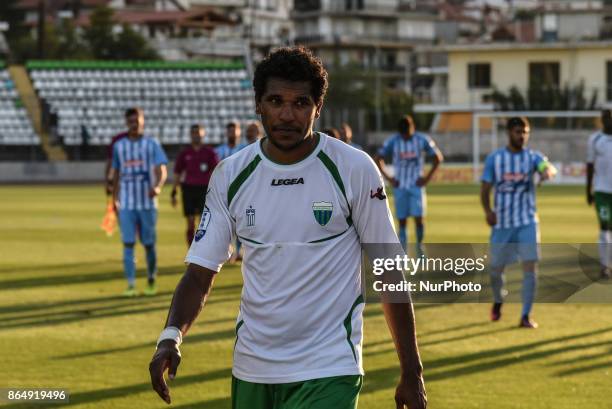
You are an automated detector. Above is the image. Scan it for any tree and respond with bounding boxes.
[113,24,159,60]
[83,6,117,59]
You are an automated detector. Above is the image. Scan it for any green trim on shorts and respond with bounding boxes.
[231,375,362,409]
[594,192,612,230]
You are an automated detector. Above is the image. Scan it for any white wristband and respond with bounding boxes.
[157,326,183,347]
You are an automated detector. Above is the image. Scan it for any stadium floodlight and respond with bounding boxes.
[471,110,601,182]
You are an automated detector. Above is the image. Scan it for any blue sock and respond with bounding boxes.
[522,271,536,317]
[490,268,505,304]
[398,225,407,252]
[123,245,135,287]
[145,245,157,282]
[416,224,424,244]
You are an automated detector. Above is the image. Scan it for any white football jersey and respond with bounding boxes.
[185,133,399,383]
[587,131,612,193]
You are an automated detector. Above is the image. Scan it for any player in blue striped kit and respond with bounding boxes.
[215,121,246,160]
[215,120,247,261]
[375,115,443,255]
[480,117,556,328]
[111,108,168,296]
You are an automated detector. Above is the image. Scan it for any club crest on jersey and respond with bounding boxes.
[194,206,211,242]
[312,201,333,226]
[246,205,255,227]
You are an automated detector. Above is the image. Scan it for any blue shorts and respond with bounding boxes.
[490,223,540,268]
[119,209,157,246]
[394,187,426,219]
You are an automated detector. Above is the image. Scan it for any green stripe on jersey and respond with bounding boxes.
[343,294,364,363]
[238,235,263,245]
[317,151,353,226]
[308,228,349,244]
[228,155,262,206]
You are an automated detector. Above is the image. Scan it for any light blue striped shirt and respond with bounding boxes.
[112,136,168,210]
[378,132,437,189]
[482,147,547,229]
[215,143,246,161]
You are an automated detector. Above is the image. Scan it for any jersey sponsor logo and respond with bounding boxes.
[370,186,386,200]
[124,159,144,167]
[399,151,418,159]
[312,201,333,226]
[194,206,211,242]
[246,205,256,227]
[502,172,527,182]
[271,178,305,186]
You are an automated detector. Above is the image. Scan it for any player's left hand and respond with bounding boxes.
[395,374,427,409]
[149,186,162,198]
[539,164,557,182]
[415,177,428,187]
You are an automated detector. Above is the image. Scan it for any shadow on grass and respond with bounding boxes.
[0,265,184,291]
[172,396,231,409]
[362,326,612,394]
[363,325,516,357]
[55,326,238,360]
[0,292,239,330]
[0,367,233,409]
[0,260,116,274]
[555,358,612,377]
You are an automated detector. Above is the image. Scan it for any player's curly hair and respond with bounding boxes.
[253,46,328,105]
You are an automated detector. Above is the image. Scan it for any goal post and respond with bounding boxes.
[471,110,601,182]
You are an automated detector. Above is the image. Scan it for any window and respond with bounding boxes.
[344,0,364,10]
[467,63,491,89]
[294,0,320,11]
[529,62,560,88]
[607,61,612,101]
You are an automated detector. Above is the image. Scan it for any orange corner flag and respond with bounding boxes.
[101,199,117,237]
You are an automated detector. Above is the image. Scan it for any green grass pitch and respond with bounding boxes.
[0,184,610,409]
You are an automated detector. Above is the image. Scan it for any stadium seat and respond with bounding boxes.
[27,60,255,153]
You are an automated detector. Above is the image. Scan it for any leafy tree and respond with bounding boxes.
[83,6,116,59]
[113,24,159,60]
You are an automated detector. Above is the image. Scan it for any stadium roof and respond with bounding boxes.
[25,60,245,70]
[16,0,110,8]
[432,40,612,53]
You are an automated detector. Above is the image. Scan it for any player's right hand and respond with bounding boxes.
[586,192,594,206]
[395,374,427,409]
[149,339,181,404]
[485,210,497,227]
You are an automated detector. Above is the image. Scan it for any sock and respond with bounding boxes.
[490,268,505,304]
[145,244,157,283]
[521,271,536,317]
[599,230,611,269]
[415,223,425,254]
[416,223,424,244]
[398,225,407,252]
[123,245,136,287]
[187,225,195,246]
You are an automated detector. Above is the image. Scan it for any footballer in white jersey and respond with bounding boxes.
[586,109,612,279]
[149,46,427,409]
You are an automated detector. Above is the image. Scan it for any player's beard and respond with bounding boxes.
[268,131,312,152]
